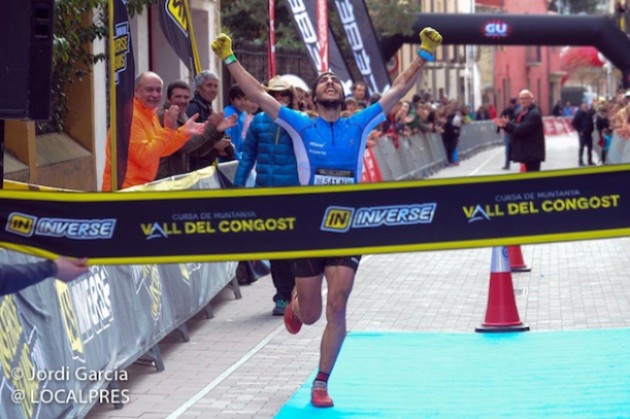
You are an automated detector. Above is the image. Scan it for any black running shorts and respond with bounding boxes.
[289,256,362,277]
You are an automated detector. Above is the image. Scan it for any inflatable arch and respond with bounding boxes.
[381,13,630,87]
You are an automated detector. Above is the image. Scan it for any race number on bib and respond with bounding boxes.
[314,168,355,185]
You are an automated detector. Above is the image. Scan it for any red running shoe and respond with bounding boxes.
[311,383,334,408]
[283,297,302,334]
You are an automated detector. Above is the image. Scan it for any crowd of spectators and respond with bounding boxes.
[351,84,629,166]
[579,88,630,164]
[104,66,630,191]
[342,89,483,164]
[553,88,630,166]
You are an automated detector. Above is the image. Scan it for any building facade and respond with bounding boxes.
[5,1,621,190]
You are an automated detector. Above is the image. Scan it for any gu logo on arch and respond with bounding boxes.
[483,20,510,38]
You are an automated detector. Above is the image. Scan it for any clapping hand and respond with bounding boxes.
[182,113,207,136]
[164,105,180,130]
[217,114,238,132]
[493,116,509,128]
[207,111,224,128]
[206,112,238,132]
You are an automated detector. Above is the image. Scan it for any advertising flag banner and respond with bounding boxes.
[110,0,135,191]
[268,0,277,79]
[158,0,200,74]
[285,0,353,90]
[333,0,391,94]
[0,166,628,265]
[317,0,329,72]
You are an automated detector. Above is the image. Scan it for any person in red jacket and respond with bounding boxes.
[101,71,206,191]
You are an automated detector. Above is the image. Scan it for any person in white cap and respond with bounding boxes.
[234,75,299,316]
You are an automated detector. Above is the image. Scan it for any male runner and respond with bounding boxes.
[212,27,442,408]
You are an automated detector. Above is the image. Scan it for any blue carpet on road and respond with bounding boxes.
[275,329,630,418]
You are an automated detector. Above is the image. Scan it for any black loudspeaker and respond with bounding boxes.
[0,0,54,120]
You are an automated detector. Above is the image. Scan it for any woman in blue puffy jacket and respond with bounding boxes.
[234,75,300,316]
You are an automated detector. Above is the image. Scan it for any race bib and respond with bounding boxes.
[314,168,355,185]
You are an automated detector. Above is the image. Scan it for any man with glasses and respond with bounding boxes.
[493,89,546,172]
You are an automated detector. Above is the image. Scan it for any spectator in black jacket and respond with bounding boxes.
[493,89,545,172]
[595,107,611,163]
[498,97,518,170]
[551,100,563,117]
[0,257,89,296]
[571,102,596,166]
[442,105,463,165]
[186,70,223,169]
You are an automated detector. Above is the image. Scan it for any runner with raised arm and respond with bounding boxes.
[212,27,442,408]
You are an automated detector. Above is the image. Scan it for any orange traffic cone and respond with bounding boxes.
[509,164,532,272]
[508,245,531,272]
[476,247,529,333]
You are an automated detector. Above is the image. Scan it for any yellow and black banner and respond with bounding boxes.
[158,0,200,75]
[110,0,135,191]
[1,166,629,265]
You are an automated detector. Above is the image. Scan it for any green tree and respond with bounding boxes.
[549,0,602,14]
[567,0,600,14]
[45,0,155,134]
[220,0,418,82]
[365,0,418,38]
[220,0,303,47]
[220,0,418,46]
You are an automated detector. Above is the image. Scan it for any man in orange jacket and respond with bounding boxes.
[102,71,206,191]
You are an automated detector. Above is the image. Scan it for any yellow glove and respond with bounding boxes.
[418,27,442,62]
[212,33,236,64]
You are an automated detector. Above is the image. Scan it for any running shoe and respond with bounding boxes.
[272,299,288,316]
[311,382,334,408]
[283,296,302,334]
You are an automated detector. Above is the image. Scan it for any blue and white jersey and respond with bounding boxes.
[275,103,385,185]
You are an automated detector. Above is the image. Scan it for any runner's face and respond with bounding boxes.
[315,74,344,104]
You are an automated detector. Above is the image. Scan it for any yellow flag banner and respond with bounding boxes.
[109,0,135,190]
[1,165,629,265]
[158,0,200,74]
